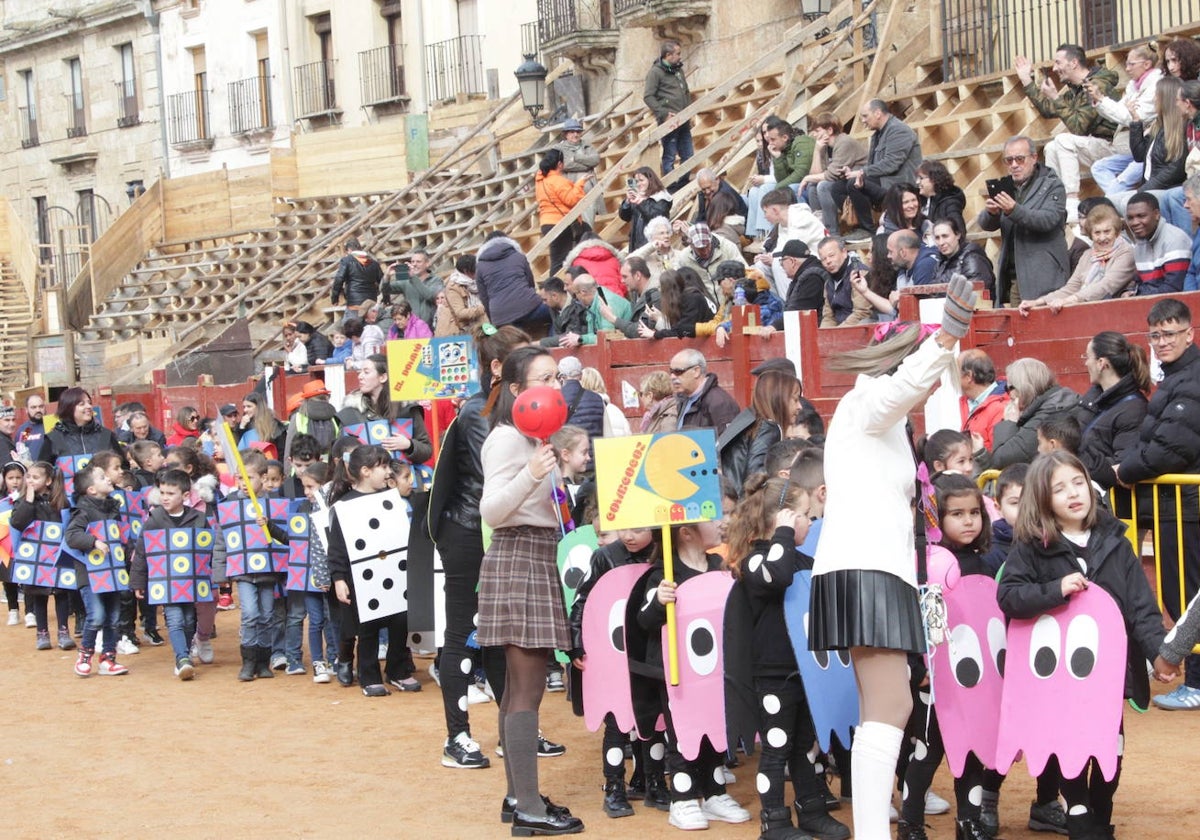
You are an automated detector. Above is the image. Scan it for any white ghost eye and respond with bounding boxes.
[987,617,1007,677]
[607,598,628,653]
[1064,614,1100,679]
[685,618,719,676]
[948,624,983,688]
[1028,614,1061,679]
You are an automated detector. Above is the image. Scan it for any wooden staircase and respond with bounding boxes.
[0,259,34,390]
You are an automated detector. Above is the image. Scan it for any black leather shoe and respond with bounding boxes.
[511,808,584,836]
[501,797,573,825]
[361,683,391,697]
[602,781,634,818]
[643,775,671,812]
[336,661,354,687]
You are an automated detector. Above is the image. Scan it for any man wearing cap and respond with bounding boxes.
[558,357,607,442]
[780,240,830,313]
[15,393,48,462]
[670,349,740,436]
[284,380,340,460]
[219,404,241,425]
[675,222,746,300]
[0,405,18,464]
[554,119,601,229]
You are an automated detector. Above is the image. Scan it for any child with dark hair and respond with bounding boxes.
[1036,414,1083,455]
[9,461,73,651]
[127,439,164,488]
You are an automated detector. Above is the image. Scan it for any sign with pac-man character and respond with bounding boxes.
[56,455,93,497]
[218,498,290,577]
[10,518,79,590]
[144,528,215,604]
[386,336,481,400]
[593,430,722,530]
[344,419,415,462]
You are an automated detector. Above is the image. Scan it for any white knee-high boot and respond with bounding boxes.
[851,720,904,840]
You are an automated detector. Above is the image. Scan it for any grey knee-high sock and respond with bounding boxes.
[498,709,515,798]
[505,710,545,817]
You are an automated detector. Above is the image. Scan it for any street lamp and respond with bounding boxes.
[800,0,831,21]
[514,53,567,128]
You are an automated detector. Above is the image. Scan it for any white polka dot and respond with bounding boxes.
[902,782,910,800]
[650,742,666,761]
[762,693,781,714]
[757,772,771,794]
[766,543,785,563]
[673,772,693,793]
[606,747,625,766]
[712,766,725,785]
[1068,805,1088,816]
[747,554,764,573]
[968,785,983,806]
[813,762,825,774]
[646,589,657,603]
[913,740,928,761]
[918,690,931,705]
[457,696,468,711]
[459,657,473,675]
[1117,733,1125,756]
[766,727,788,748]
[762,567,773,583]
[471,612,480,627]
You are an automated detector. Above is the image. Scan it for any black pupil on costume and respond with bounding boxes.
[690,627,714,657]
[956,658,981,688]
[564,568,586,589]
[362,568,373,580]
[369,518,380,529]
[382,500,394,511]
[1070,647,1095,678]
[1033,646,1057,678]
[995,649,1006,677]
[354,539,366,551]
[368,598,379,610]
[612,628,625,652]
[399,558,407,571]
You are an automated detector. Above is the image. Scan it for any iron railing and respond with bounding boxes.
[117,80,139,127]
[294,59,337,117]
[359,43,407,105]
[943,0,1200,82]
[424,35,486,103]
[228,75,273,134]
[166,88,212,145]
[19,106,38,148]
[521,21,541,62]
[68,97,87,138]
[613,0,647,13]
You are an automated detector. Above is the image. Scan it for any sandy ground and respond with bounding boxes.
[2,609,1199,839]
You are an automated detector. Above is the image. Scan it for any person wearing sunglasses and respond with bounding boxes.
[977,135,1070,307]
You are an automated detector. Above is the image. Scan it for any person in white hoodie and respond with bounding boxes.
[1089,43,1162,194]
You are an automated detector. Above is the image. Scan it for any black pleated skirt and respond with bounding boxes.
[808,568,925,654]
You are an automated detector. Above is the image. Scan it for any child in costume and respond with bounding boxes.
[9,462,74,651]
[727,474,850,840]
[998,451,1165,840]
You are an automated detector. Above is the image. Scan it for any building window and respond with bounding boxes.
[295,14,337,117]
[118,43,139,127]
[77,189,97,243]
[360,2,406,106]
[33,196,50,261]
[67,58,87,137]
[230,33,274,134]
[19,70,38,148]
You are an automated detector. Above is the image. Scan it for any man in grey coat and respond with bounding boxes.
[840,99,922,242]
[977,136,1070,306]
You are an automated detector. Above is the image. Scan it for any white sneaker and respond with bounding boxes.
[313,661,333,684]
[479,678,495,700]
[701,793,751,824]
[192,637,214,664]
[117,635,140,655]
[669,799,709,831]
[428,661,441,686]
[719,766,736,785]
[7,609,19,626]
[925,790,951,815]
[24,611,36,628]
[466,682,491,705]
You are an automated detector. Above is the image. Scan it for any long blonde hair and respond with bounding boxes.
[826,322,928,377]
[1152,76,1186,163]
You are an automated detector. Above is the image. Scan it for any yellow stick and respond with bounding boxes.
[663,525,680,686]
[216,419,273,545]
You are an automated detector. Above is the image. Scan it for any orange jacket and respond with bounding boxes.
[535,169,587,225]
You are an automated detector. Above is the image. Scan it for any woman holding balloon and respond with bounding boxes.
[477,345,583,836]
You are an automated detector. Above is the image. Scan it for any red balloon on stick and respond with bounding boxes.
[513,386,569,441]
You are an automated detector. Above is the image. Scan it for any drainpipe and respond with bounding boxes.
[278,0,294,127]
[141,0,170,178]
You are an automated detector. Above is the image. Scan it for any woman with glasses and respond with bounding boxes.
[1090,43,1162,194]
[619,166,672,251]
[984,358,1081,469]
[1016,203,1135,313]
[166,406,202,448]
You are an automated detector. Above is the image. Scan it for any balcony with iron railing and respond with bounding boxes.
[117,81,139,127]
[19,107,38,148]
[228,75,273,135]
[520,21,542,65]
[294,59,338,119]
[166,88,213,150]
[613,0,711,35]
[359,43,409,108]
[68,99,87,138]
[537,0,618,74]
[424,35,486,103]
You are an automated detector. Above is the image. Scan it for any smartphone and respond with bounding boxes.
[986,175,1017,199]
[626,177,637,191]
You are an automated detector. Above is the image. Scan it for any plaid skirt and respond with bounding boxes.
[477,526,570,650]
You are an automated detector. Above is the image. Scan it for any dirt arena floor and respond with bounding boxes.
[3,611,1199,839]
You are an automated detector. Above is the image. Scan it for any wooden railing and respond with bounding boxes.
[0,197,42,307]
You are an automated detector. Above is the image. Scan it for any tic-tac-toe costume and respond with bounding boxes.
[9,494,73,647]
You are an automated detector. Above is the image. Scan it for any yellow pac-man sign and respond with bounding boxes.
[594,430,723,530]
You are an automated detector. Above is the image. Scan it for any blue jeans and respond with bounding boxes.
[1091,152,1142,194]
[80,585,121,655]
[236,579,278,648]
[163,603,197,662]
[285,591,335,667]
[661,122,694,175]
[1159,186,1191,234]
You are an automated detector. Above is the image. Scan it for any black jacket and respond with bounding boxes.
[783,255,829,312]
[430,391,488,536]
[653,287,712,338]
[635,554,723,674]
[306,332,335,366]
[611,286,663,338]
[988,384,1080,469]
[43,420,121,463]
[1075,374,1148,490]
[1129,120,1187,192]
[116,426,168,448]
[932,242,996,301]
[568,539,658,659]
[674,372,740,436]
[997,510,1165,707]
[980,518,1013,576]
[331,252,386,308]
[737,527,806,676]
[619,194,672,251]
[718,418,782,495]
[561,380,606,441]
[130,505,211,592]
[925,186,966,225]
[539,300,590,348]
[476,236,543,327]
[65,494,124,582]
[1117,343,1200,520]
